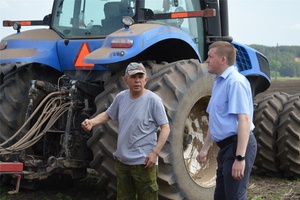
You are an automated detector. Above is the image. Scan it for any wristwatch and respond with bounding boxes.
[236,155,245,161]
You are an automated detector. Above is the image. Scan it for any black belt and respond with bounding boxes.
[216,135,237,148]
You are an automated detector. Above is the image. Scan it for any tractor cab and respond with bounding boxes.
[49,0,225,62]
[51,0,209,39]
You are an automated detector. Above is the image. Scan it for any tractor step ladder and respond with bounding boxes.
[0,162,24,194]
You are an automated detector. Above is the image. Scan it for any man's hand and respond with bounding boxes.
[196,150,208,164]
[196,129,213,164]
[144,152,157,168]
[232,160,245,180]
[81,119,92,132]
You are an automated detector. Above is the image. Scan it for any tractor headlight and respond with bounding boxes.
[122,16,134,28]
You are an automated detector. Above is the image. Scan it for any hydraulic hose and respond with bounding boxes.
[0,92,70,154]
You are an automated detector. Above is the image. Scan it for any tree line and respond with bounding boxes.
[250,45,300,78]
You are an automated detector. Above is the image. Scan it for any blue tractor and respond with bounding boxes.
[0,0,270,199]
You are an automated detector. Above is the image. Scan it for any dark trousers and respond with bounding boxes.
[214,134,257,200]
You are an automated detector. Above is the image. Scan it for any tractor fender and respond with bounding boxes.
[232,41,271,95]
[0,29,62,71]
[232,41,270,81]
[84,23,200,64]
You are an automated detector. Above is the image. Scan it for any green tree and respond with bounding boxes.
[250,45,300,78]
[270,60,282,79]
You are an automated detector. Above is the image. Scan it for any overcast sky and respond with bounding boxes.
[0,0,299,47]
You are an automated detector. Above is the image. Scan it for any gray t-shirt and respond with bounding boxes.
[106,89,169,165]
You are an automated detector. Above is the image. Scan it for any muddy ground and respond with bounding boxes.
[1,78,300,200]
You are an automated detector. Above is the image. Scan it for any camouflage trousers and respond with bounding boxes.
[115,159,158,200]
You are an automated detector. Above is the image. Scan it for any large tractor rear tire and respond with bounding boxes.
[253,92,289,175]
[88,59,216,199]
[275,93,300,178]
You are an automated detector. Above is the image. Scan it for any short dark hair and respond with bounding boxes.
[209,41,236,66]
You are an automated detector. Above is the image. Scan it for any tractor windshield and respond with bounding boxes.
[144,0,204,49]
[52,0,135,38]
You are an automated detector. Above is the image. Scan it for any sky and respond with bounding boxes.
[0,0,300,47]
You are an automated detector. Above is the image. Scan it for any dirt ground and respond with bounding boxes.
[248,175,300,200]
[1,78,300,200]
[254,78,300,100]
[1,174,299,200]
